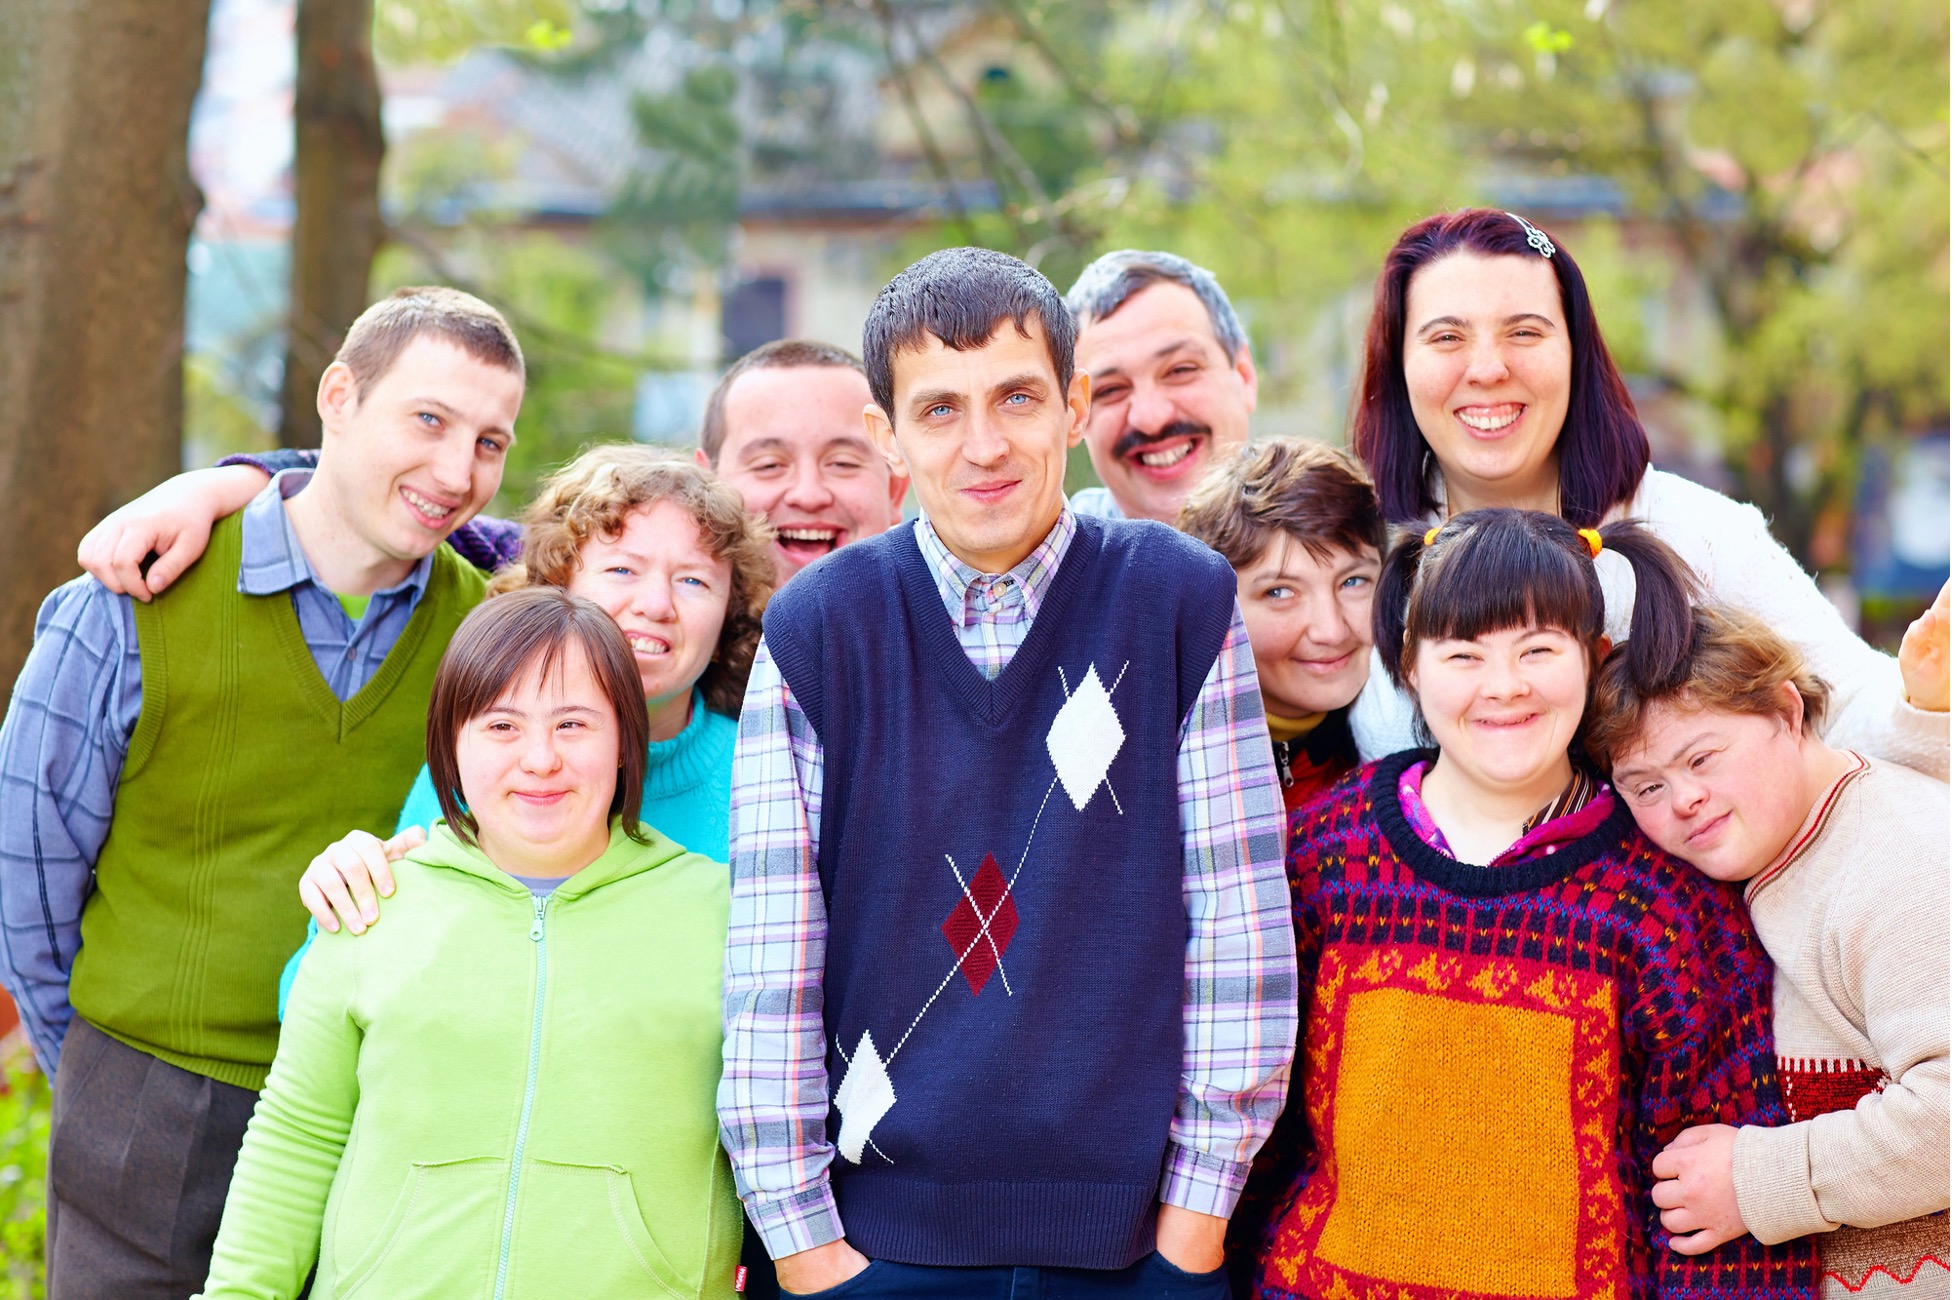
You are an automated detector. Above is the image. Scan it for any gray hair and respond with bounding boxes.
[1063,250,1249,359]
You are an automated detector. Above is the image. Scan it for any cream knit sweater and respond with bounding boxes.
[1729,755,1950,1296]
[1352,468,1950,780]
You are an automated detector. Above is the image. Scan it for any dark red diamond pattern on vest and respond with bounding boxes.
[941,853,1019,995]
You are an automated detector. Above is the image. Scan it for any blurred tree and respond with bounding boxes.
[280,0,386,448]
[940,0,1948,569]
[277,0,582,450]
[0,0,213,694]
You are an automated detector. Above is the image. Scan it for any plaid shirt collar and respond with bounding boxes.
[238,468,434,601]
[913,507,1076,630]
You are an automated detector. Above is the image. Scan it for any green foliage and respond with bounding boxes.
[606,64,744,289]
[0,1054,50,1300]
[914,0,1946,566]
[375,0,579,65]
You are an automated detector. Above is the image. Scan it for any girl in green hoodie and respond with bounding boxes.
[197,589,743,1300]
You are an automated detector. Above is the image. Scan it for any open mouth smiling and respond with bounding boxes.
[1454,404,1524,435]
[401,486,459,526]
[774,526,843,559]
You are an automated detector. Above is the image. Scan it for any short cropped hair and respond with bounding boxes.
[1351,208,1648,528]
[861,247,1074,419]
[425,588,650,848]
[337,285,525,400]
[1064,249,1250,359]
[1177,438,1384,571]
[491,445,774,717]
[1585,604,1832,771]
[699,339,864,464]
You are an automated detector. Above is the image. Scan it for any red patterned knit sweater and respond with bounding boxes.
[1229,752,1817,1300]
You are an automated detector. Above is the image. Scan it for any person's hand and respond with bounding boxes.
[299,826,423,935]
[1651,1124,1746,1255]
[1155,1203,1227,1273]
[77,464,272,601]
[773,1239,870,1295]
[1900,579,1950,713]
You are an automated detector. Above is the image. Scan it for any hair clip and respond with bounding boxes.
[1577,527,1603,558]
[1508,212,1556,259]
[1423,525,1442,546]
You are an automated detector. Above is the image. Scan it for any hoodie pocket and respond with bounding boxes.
[331,1155,505,1298]
[503,1160,695,1298]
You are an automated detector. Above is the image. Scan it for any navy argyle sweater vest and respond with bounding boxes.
[766,516,1236,1269]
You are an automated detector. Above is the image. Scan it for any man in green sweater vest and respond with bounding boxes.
[0,287,522,1299]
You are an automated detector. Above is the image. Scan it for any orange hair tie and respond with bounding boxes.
[1423,526,1442,547]
[1577,528,1603,558]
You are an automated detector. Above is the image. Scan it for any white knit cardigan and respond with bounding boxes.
[1350,467,1950,781]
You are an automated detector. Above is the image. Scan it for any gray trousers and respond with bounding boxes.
[45,1018,258,1300]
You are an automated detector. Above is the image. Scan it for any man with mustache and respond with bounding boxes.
[1063,251,1259,525]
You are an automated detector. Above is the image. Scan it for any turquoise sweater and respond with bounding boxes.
[196,822,742,1299]
[277,693,738,1018]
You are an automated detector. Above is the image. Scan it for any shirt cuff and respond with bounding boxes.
[1732,1122,1835,1245]
[1158,1143,1252,1219]
[747,1180,848,1260]
[1887,692,1950,783]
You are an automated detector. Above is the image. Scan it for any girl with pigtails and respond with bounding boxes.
[1228,508,1816,1300]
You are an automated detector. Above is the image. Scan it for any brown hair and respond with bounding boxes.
[490,445,774,717]
[426,588,650,849]
[1585,604,1831,771]
[337,286,525,400]
[1176,437,1385,570]
[1374,508,1699,748]
[699,338,863,463]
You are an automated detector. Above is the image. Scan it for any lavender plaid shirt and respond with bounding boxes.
[719,508,1295,1260]
[0,471,435,1071]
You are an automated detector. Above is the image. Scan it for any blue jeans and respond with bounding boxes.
[782,1254,1232,1299]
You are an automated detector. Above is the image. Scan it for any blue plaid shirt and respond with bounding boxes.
[0,471,434,1071]
[719,508,1296,1258]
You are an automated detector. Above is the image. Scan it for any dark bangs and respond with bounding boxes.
[1386,509,1603,685]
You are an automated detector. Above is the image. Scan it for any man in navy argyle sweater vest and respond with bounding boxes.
[766,511,1235,1266]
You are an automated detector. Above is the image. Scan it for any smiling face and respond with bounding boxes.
[1077,281,1257,523]
[1609,694,1814,883]
[705,364,906,585]
[1407,623,1593,795]
[868,316,1088,574]
[315,334,522,566]
[1402,252,1571,515]
[454,642,620,877]
[565,499,732,741]
[1238,534,1379,718]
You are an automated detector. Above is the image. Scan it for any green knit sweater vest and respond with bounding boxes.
[72,511,486,1089]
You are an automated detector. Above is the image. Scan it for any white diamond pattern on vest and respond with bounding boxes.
[1047,663,1126,812]
[831,660,1130,1165]
[833,1030,897,1165]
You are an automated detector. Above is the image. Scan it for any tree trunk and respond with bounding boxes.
[0,0,211,697]
[278,0,385,448]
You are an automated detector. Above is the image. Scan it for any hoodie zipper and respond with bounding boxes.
[492,893,550,1300]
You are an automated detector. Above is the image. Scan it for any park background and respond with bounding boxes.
[0,0,1949,1290]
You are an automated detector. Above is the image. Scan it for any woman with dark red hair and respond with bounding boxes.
[1344,207,1948,771]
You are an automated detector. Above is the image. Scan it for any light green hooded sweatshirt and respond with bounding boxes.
[197,820,742,1300]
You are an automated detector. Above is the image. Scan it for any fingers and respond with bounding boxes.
[1667,1125,1712,1150]
[300,874,339,934]
[1650,1177,1686,1210]
[1666,1228,1720,1256]
[140,532,201,599]
[299,832,388,936]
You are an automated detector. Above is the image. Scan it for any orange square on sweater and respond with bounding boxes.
[1318,987,1578,1293]
[1267,945,1627,1300]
